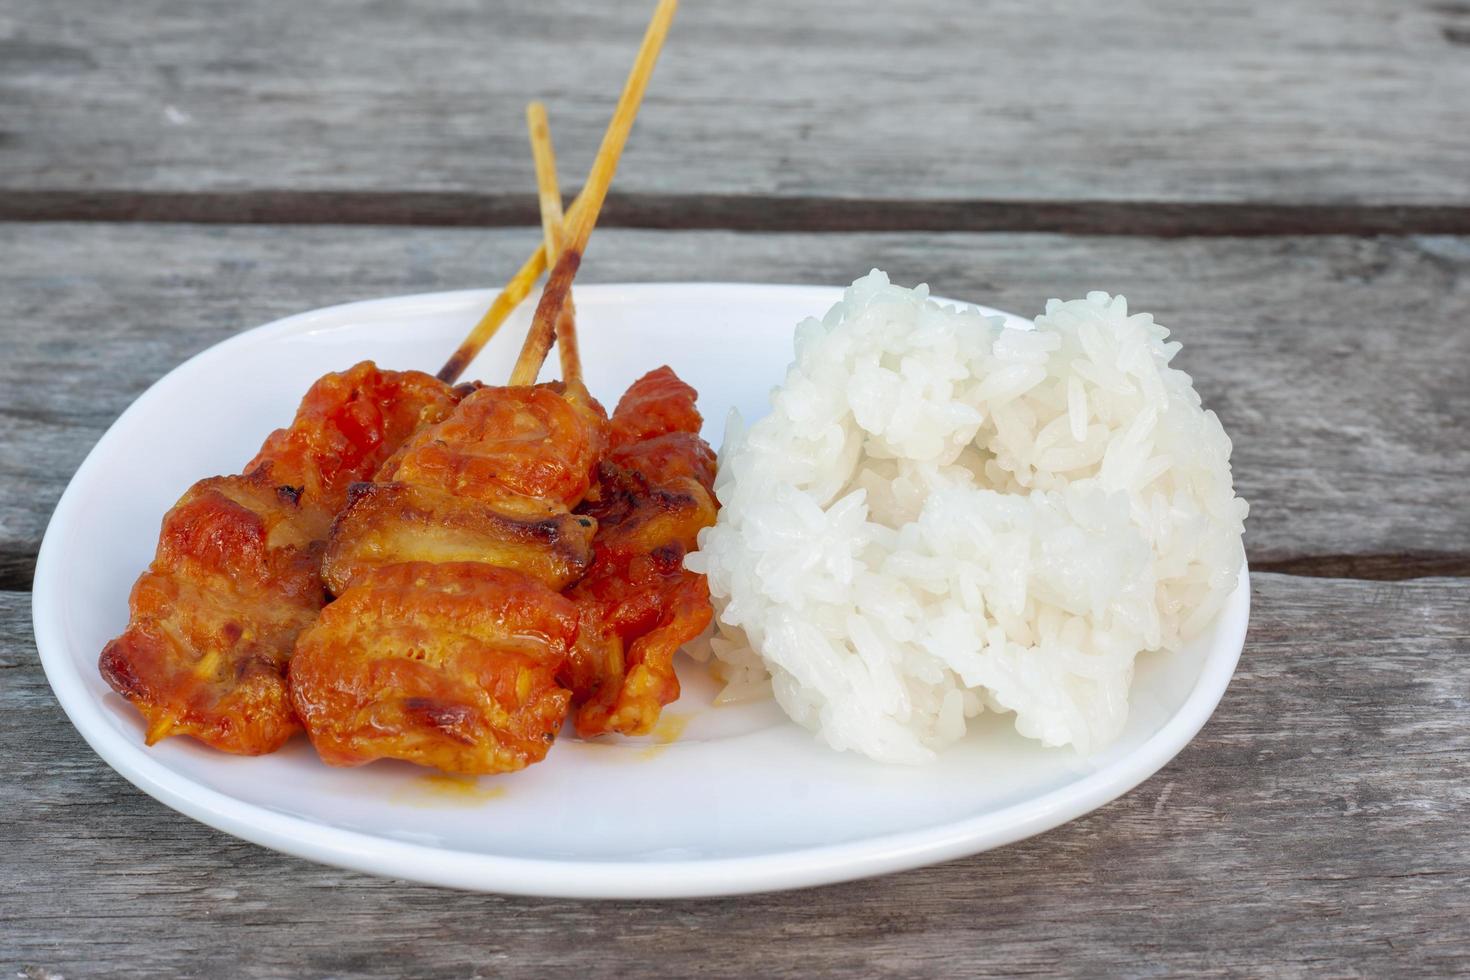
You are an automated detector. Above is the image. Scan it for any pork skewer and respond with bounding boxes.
[101,0,678,756]
[290,0,680,775]
[318,0,678,599]
[522,93,716,735]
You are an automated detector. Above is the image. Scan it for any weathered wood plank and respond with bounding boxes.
[2,223,1467,582]
[2,575,1467,976]
[3,0,1469,208]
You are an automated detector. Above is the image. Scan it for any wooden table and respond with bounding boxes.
[3,1,1468,975]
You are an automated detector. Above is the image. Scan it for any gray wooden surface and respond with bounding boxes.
[3,225,1468,589]
[4,0,1470,213]
[4,576,1468,976]
[4,0,1469,975]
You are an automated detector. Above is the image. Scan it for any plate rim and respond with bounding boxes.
[32,282,1249,899]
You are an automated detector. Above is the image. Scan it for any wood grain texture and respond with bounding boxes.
[3,0,1469,207]
[2,223,1468,584]
[3,574,1467,976]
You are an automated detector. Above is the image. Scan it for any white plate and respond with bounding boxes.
[33,283,1248,899]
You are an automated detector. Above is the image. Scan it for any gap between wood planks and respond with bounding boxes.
[2,547,1468,596]
[1251,553,1470,581]
[7,190,1470,236]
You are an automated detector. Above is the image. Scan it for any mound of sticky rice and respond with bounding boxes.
[685,271,1247,764]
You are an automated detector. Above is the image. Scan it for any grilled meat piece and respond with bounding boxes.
[99,362,463,754]
[563,367,719,737]
[290,562,577,774]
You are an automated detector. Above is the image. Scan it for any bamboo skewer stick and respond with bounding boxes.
[433,192,587,384]
[435,0,676,386]
[526,101,582,385]
[508,0,678,387]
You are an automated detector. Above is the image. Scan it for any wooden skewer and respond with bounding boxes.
[508,0,678,387]
[433,193,586,384]
[436,0,676,386]
[527,101,582,385]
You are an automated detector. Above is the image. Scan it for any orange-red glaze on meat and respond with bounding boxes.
[606,366,706,449]
[289,563,577,774]
[378,380,608,518]
[294,380,611,773]
[564,367,719,737]
[248,362,468,530]
[99,473,324,753]
[321,481,597,596]
[324,380,608,594]
[99,362,462,755]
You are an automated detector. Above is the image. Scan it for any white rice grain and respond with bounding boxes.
[690,271,1248,763]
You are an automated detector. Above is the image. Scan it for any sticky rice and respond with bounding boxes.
[685,271,1247,764]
